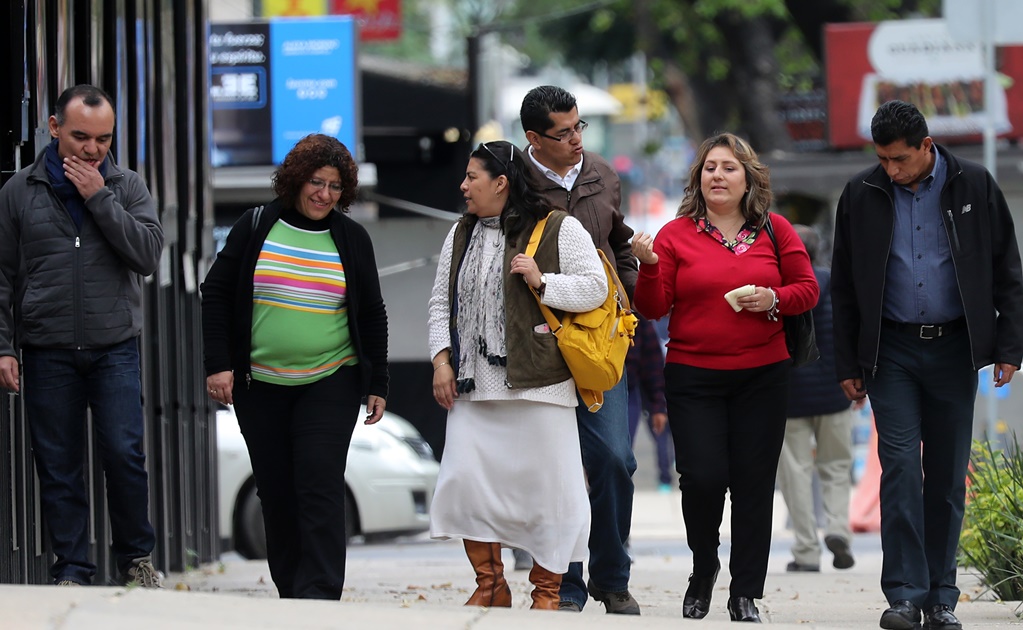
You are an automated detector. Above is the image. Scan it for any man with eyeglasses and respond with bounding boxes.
[519,85,640,615]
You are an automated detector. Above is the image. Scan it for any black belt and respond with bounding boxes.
[882,317,965,340]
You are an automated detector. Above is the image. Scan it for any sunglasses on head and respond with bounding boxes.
[478,142,509,169]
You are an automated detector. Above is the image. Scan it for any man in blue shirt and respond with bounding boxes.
[831,100,1023,630]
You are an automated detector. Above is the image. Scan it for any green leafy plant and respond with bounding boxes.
[959,438,1023,601]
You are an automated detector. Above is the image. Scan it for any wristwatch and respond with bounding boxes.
[538,274,547,296]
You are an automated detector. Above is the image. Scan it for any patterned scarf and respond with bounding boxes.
[455,216,506,393]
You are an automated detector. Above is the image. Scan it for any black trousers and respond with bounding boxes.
[866,327,976,609]
[232,366,361,599]
[665,360,790,599]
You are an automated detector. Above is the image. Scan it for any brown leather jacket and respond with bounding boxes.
[522,148,637,298]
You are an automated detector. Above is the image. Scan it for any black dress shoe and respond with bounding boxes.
[923,604,962,630]
[785,561,820,572]
[880,600,921,630]
[682,560,720,619]
[825,535,855,569]
[727,596,762,623]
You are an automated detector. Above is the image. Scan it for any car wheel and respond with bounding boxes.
[236,481,267,559]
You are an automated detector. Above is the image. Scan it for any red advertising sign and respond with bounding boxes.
[825,19,1023,149]
[331,0,401,41]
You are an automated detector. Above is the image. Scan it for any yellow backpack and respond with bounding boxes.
[525,214,639,412]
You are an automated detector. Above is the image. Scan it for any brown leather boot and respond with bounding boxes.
[463,540,512,607]
[528,562,562,610]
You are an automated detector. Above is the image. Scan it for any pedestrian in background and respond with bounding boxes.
[0,84,165,587]
[776,224,859,574]
[201,134,389,600]
[632,132,818,623]
[626,314,673,492]
[520,84,641,615]
[832,100,1023,630]
[428,140,605,610]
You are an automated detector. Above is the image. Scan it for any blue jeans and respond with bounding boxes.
[22,338,156,584]
[866,326,976,609]
[560,376,636,608]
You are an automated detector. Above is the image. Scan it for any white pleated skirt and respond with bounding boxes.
[429,398,590,573]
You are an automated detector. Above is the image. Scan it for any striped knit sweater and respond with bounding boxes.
[249,219,357,385]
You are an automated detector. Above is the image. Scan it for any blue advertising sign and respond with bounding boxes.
[270,18,357,164]
[209,17,358,167]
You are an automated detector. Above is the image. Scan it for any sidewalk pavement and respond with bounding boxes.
[3,490,1020,629]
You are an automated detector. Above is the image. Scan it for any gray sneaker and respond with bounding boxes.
[56,579,82,586]
[123,557,163,588]
[587,578,641,615]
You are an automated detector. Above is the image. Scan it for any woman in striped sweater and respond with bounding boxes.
[201,134,388,600]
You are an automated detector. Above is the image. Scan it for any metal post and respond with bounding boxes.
[466,30,480,142]
[982,0,997,181]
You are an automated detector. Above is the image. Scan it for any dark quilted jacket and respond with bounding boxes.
[0,149,163,356]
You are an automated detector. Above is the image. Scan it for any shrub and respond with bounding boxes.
[958,438,1023,601]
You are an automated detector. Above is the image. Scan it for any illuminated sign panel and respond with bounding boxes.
[210,17,358,166]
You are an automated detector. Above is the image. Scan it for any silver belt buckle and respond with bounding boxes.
[919,324,940,339]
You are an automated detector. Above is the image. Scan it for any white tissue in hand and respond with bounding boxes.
[724,284,756,312]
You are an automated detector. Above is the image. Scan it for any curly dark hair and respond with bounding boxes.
[272,134,358,212]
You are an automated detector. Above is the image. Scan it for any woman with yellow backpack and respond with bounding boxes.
[427,140,607,610]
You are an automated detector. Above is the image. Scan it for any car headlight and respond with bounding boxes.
[399,435,435,461]
[374,425,435,461]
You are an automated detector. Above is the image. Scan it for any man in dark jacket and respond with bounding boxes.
[777,224,858,574]
[831,100,1023,630]
[519,85,640,615]
[0,85,164,587]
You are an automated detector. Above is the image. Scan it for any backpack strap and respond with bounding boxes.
[250,204,265,230]
[525,214,564,334]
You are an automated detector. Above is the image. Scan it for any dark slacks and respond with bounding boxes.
[665,360,790,599]
[22,338,156,585]
[866,327,976,609]
[232,365,361,600]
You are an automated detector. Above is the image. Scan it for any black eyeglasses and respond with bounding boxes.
[478,142,509,169]
[537,120,588,143]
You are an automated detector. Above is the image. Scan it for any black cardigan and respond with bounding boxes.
[200,200,389,399]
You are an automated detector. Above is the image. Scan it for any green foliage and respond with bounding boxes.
[693,0,787,20]
[839,0,940,21]
[959,438,1023,601]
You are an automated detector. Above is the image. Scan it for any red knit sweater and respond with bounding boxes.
[634,213,819,370]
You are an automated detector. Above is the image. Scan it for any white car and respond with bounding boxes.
[217,405,440,558]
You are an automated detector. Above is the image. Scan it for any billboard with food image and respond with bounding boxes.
[826,19,1023,149]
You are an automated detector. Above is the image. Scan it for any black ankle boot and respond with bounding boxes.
[682,560,720,619]
[727,596,761,623]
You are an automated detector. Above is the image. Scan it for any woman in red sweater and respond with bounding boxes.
[632,133,818,623]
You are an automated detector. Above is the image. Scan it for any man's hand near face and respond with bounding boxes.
[63,155,106,200]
